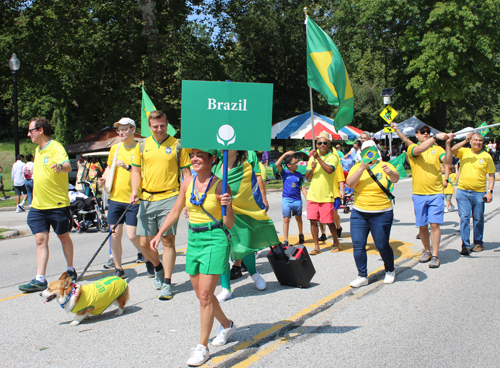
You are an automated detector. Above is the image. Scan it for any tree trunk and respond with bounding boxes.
[436,99,447,132]
[139,0,160,83]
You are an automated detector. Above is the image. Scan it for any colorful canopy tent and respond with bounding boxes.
[271,112,362,141]
[374,116,442,139]
[65,127,143,154]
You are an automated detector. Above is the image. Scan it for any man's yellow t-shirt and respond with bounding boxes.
[131,136,191,201]
[331,149,345,199]
[32,140,70,210]
[107,143,140,203]
[455,148,495,192]
[443,173,456,195]
[348,161,397,212]
[407,143,446,195]
[306,152,339,203]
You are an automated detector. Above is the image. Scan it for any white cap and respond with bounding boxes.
[361,140,376,151]
[114,117,136,128]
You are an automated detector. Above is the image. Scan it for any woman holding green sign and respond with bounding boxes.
[150,148,236,367]
[214,150,280,302]
[345,140,400,288]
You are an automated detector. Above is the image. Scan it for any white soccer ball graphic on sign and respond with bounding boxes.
[217,125,236,147]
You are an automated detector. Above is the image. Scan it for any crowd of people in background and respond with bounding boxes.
[10,113,497,367]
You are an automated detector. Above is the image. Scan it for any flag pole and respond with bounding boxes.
[304,7,316,151]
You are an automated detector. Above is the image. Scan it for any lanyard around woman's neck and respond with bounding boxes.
[190,174,214,206]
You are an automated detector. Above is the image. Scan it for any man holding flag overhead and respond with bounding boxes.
[394,121,453,269]
[306,15,354,131]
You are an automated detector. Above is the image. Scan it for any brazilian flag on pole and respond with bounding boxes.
[141,85,177,137]
[306,18,354,131]
[479,122,489,138]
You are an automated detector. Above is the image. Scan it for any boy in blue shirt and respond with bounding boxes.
[276,151,307,246]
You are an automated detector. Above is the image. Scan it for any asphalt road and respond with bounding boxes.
[1,177,499,367]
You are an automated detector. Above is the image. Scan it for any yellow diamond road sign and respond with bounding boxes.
[380,106,398,123]
[384,127,395,133]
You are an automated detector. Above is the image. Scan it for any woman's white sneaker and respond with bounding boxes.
[216,288,234,302]
[187,344,209,366]
[350,276,368,288]
[384,271,395,284]
[251,272,266,290]
[211,321,237,346]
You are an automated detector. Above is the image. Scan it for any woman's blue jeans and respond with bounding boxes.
[455,188,485,249]
[351,209,394,277]
[24,179,33,205]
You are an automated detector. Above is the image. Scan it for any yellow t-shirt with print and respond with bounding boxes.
[331,149,345,199]
[72,276,127,315]
[455,148,495,192]
[32,140,70,210]
[348,161,397,211]
[131,136,191,201]
[443,173,456,195]
[185,177,222,224]
[407,143,446,195]
[306,152,339,203]
[107,143,140,203]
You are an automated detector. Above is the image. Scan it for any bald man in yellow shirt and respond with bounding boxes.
[452,132,495,255]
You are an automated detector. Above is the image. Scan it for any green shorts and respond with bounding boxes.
[136,196,178,237]
[186,222,230,275]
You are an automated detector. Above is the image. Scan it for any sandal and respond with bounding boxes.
[310,249,322,255]
[330,245,341,253]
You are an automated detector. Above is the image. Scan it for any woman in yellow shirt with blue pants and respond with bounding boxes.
[346,141,400,288]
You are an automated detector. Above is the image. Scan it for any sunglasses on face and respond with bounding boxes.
[28,127,39,133]
[317,141,329,146]
[419,130,430,134]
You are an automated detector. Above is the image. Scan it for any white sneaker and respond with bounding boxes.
[384,271,395,284]
[16,206,21,213]
[350,276,368,288]
[444,208,449,213]
[211,321,236,346]
[187,344,209,366]
[216,288,234,302]
[251,272,266,290]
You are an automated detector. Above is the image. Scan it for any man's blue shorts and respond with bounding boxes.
[107,200,139,226]
[412,193,444,227]
[281,198,303,218]
[27,207,71,235]
[333,197,341,210]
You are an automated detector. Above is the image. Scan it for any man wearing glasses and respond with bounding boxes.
[392,122,453,268]
[305,131,341,254]
[98,118,143,279]
[19,117,76,292]
[130,110,191,300]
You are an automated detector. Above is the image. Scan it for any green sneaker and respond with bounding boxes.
[154,268,164,290]
[158,283,173,300]
[19,279,47,293]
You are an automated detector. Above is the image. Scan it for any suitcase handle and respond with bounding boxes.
[269,243,286,259]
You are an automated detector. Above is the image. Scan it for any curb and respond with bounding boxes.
[0,206,31,212]
[0,229,20,239]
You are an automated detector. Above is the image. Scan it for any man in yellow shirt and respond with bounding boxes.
[392,122,453,268]
[19,117,76,293]
[451,132,495,255]
[98,118,142,279]
[130,110,191,300]
[305,132,340,254]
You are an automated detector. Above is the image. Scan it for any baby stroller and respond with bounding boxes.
[340,156,356,214]
[69,182,109,233]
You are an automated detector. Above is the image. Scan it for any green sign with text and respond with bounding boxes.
[180,81,273,151]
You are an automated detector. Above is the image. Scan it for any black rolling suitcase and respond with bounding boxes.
[267,243,315,288]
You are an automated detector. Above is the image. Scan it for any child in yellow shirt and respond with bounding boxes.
[442,164,457,213]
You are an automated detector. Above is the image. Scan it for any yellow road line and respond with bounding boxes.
[0,247,188,304]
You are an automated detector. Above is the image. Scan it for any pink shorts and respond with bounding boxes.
[307,201,334,223]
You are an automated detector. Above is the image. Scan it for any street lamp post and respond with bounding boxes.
[9,54,21,159]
